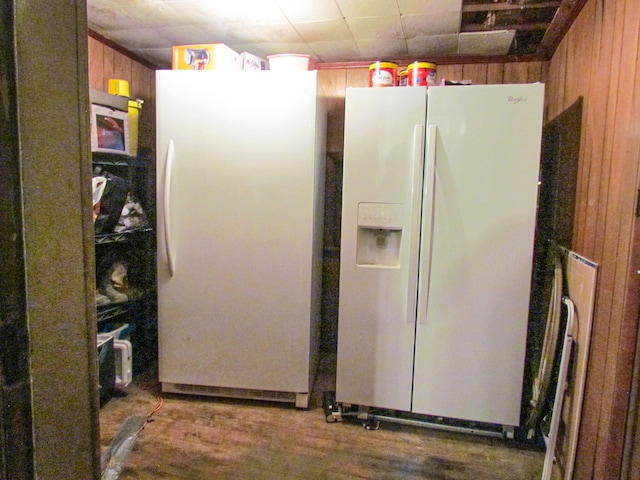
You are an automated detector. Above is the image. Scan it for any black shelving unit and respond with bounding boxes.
[93,151,157,375]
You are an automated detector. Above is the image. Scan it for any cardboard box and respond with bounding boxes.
[172,43,242,70]
[241,51,268,70]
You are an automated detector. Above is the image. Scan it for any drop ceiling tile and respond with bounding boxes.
[213,22,305,44]
[186,25,249,46]
[276,0,343,23]
[87,0,539,66]
[226,44,271,59]
[406,33,458,57]
[346,16,404,40]
[105,24,232,50]
[397,0,462,15]
[355,37,408,60]
[253,42,317,58]
[166,0,289,25]
[101,28,174,49]
[458,30,515,55]
[87,1,179,30]
[336,0,400,18]
[402,12,461,36]
[293,19,353,43]
[309,39,362,62]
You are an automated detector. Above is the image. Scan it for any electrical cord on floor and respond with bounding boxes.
[101,396,164,480]
[146,396,164,419]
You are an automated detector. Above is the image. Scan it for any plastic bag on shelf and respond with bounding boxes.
[114,192,149,233]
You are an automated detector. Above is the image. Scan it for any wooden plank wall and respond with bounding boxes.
[87,36,156,154]
[544,0,640,478]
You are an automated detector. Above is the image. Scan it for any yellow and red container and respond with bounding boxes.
[407,61,437,87]
[398,69,408,86]
[369,61,398,87]
[108,79,143,157]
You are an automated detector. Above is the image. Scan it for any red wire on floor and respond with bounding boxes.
[147,396,164,419]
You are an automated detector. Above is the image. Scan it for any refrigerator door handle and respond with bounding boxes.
[417,125,437,324]
[407,124,425,323]
[162,139,176,276]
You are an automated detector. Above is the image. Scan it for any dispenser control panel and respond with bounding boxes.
[356,203,403,267]
[357,203,403,229]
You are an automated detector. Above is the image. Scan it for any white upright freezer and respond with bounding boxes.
[156,70,326,408]
[336,84,544,428]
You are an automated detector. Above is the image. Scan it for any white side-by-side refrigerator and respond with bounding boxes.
[336,84,545,428]
[156,70,326,408]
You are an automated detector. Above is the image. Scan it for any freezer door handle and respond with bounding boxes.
[162,139,176,276]
[407,124,425,323]
[417,125,437,324]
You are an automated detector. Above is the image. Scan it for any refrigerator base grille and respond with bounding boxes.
[162,382,309,408]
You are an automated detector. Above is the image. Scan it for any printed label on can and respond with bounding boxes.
[408,62,437,87]
[372,69,394,86]
[369,62,398,87]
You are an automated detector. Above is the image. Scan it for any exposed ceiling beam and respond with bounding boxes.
[461,22,550,32]
[537,0,589,58]
[463,1,560,13]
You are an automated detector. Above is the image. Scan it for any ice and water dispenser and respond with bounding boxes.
[356,203,403,267]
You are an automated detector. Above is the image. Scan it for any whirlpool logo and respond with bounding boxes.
[507,95,527,104]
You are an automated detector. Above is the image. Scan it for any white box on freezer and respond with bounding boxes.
[241,51,268,70]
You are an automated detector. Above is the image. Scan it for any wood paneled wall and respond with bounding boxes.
[544,0,640,478]
[87,36,156,153]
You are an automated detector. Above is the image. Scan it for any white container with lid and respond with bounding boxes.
[267,54,311,71]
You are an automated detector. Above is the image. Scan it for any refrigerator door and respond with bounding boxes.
[156,70,324,399]
[336,86,427,411]
[413,84,545,426]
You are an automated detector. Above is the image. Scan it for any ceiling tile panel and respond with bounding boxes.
[397,0,462,15]
[355,37,408,60]
[309,39,362,62]
[86,0,565,65]
[100,27,174,49]
[346,16,404,40]
[276,0,343,23]
[293,19,353,43]
[156,24,230,46]
[87,1,179,30]
[458,30,516,56]
[252,42,318,57]
[104,24,224,50]
[406,33,458,57]
[336,0,400,18]
[168,0,289,25]
[401,12,460,36]
[213,22,304,44]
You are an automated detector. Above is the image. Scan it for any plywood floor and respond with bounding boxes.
[99,353,544,480]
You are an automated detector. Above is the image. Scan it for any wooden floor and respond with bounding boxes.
[99,352,544,479]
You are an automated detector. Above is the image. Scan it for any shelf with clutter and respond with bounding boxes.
[91,80,156,400]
